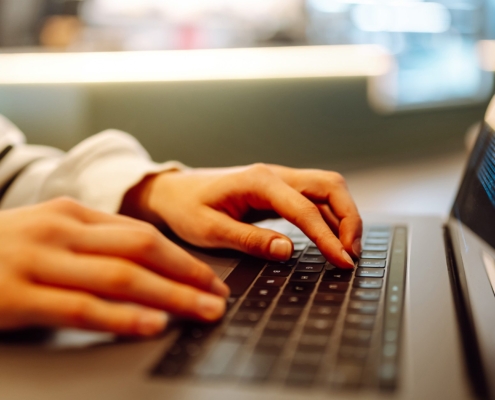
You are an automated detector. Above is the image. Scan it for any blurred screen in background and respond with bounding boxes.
[0,0,494,111]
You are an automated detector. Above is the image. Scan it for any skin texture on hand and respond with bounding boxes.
[0,198,229,336]
[122,164,363,269]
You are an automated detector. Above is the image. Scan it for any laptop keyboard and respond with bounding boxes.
[152,224,407,391]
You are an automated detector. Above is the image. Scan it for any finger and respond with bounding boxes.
[29,253,226,322]
[315,203,340,236]
[241,167,354,268]
[17,285,168,336]
[67,224,229,298]
[187,208,294,261]
[272,169,363,258]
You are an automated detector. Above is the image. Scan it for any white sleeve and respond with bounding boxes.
[0,115,186,213]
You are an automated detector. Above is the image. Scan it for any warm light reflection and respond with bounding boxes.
[0,45,391,84]
[479,40,495,72]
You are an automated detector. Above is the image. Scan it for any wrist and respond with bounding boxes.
[119,173,162,224]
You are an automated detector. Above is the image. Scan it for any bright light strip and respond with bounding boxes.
[0,45,391,85]
[479,40,495,72]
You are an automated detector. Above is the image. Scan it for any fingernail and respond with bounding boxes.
[197,294,226,321]
[342,250,355,268]
[211,277,230,298]
[269,238,292,260]
[352,238,362,258]
[137,311,168,336]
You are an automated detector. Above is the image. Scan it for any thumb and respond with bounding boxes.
[204,210,293,261]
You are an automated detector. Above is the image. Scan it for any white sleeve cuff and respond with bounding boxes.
[1,129,188,213]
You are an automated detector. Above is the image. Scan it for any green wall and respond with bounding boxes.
[0,77,490,171]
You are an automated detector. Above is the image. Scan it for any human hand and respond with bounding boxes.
[123,164,362,269]
[0,198,229,336]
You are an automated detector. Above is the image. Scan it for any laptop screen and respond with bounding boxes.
[452,120,495,249]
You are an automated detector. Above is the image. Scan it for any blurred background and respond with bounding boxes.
[1,0,495,215]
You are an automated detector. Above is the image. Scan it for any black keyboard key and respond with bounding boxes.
[304,318,335,333]
[341,329,372,345]
[339,346,368,361]
[291,251,302,259]
[271,307,304,320]
[223,325,254,340]
[345,314,375,329]
[348,301,378,314]
[256,335,287,352]
[247,287,279,299]
[264,320,296,334]
[278,294,310,307]
[309,305,340,318]
[300,255,327,264]
[226,297,238,311]
[363,244,388,251]
[231,311,263,325]
[356,268,385,278]
[254,277,286,287]
[331,361,363,388]
[318,282,349,293]
[361,251,387,259]
[298,333,329,351]
[292,351,323,367]
[295,263,324,272]
[262,266,292,277]
[314,293,345,304]
[358,259,386,268]
[286,365,319,387]
[284,282,316,294]
[225,257,266,297]
[240,299,271,310]
[322,270,353,282]
[238,352,278,382]
[304,247,322,256]
[353,278,383,289]
[181,324,216,342]
[267,259,297,268]
[290,272,320,283]
[351,289,381,301]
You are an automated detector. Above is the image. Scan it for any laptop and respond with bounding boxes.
[1,97,495,400]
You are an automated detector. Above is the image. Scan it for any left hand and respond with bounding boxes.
[121,164,362,269]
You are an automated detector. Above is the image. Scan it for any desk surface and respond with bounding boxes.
[344,152,466,217]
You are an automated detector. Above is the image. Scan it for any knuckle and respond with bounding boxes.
[134,229,160,253]
[67,298,94,327]
[189,262,212,284]
[237,229,264,253]
[48,197,82,213]
[248,163,272,176]
[105,265,136,292]
[327,172,346,186]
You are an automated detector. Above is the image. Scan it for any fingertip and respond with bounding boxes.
[340,250,355,269]
[211,277,230,298]
[269,238,292,261]
[197,294,226,321]
[137,311,168,337]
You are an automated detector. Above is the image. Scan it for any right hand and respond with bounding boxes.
[0,198,229,337]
